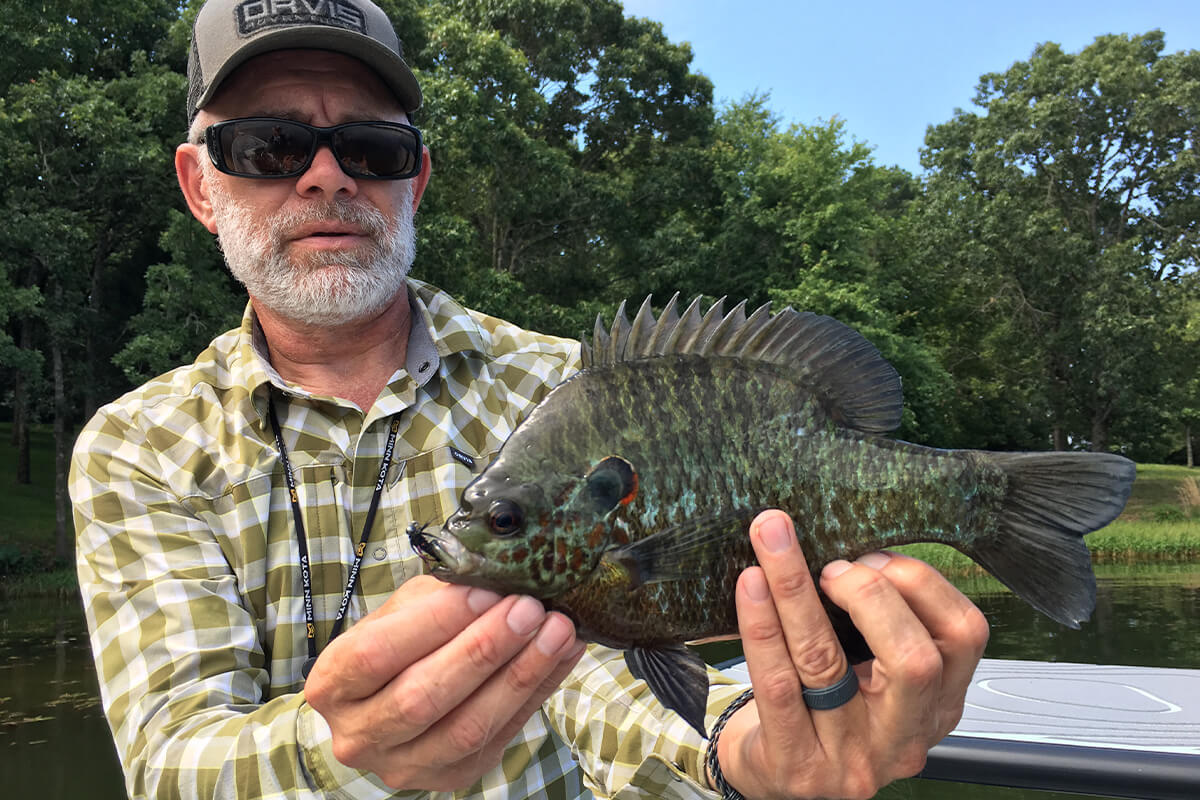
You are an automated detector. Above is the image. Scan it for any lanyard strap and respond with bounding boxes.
[268,401,400,677]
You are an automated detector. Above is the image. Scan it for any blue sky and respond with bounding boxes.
[619,0,1200,174]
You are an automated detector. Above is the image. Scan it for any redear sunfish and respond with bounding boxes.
[409,295,1135,736]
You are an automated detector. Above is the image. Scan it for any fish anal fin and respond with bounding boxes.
[625,645,711,736]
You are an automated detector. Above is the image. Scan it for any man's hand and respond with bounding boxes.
[715,510,990,800]
[304,576,586,792]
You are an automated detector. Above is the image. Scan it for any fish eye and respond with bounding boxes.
[487,500,525,537]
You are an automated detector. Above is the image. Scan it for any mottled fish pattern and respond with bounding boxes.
[410,295,1136,735]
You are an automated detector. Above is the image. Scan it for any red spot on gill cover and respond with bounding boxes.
[620,470,639,506]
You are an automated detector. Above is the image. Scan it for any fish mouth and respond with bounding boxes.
[406,522,481,577]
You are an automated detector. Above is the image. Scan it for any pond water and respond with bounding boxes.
[2,563,1197,799]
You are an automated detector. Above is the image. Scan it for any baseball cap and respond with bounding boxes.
[186,0,422,123]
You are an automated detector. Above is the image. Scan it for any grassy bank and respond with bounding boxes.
[3,567,79,599]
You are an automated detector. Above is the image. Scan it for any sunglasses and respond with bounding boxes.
[204,117,423,180]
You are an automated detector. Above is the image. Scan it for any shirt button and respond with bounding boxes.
[419,361,431,373]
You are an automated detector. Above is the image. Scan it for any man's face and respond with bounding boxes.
[191,50,425,327]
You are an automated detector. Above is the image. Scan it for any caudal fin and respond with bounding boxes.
[965,452,1135,628]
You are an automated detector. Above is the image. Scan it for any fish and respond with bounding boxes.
[408,294,1136,736]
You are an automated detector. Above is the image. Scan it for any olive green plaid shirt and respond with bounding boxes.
[72,280,742,799]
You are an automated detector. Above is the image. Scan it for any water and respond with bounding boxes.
[2,564,1197,799]
[0,593,124,798]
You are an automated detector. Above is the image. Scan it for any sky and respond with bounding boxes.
[619,0,1200,174]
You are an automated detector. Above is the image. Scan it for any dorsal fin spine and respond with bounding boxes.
[582,295,905,434]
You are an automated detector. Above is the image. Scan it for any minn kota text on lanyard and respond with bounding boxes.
[268,402,401,678]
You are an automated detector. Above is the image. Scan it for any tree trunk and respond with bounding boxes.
[14,407,30,485]
[13,317,33,483]
[1090,412,1110,453]
[1052,424,1067,451]
[1187,423,1194,469]
[53,339,71,562]
[84,225,111,420]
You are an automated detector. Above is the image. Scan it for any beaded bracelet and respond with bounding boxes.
[704,687,754,800]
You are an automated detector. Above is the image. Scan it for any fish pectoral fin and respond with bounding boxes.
[625,645,711,737]
[607,508,762,586]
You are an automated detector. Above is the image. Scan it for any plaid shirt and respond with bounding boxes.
[72,280,742,799]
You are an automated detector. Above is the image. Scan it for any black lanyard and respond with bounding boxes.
[268,401,401,678]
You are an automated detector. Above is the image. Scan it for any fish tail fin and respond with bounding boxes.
[964,451,1135,628]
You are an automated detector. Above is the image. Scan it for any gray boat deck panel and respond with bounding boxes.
[955,659,1200,754]
[720,658,1200,754]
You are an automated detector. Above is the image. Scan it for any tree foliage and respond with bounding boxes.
[920,31,1199,453]
[1,5,1197,558]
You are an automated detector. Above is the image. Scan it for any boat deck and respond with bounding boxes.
[951,658,1200,753]
[721,657,1200,752]
[720,658,1200,798]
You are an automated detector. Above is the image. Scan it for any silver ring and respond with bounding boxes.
[802,665,859,710]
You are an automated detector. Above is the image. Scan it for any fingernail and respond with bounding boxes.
[856,552,891,570]
[744,568,770,602]
[823,559,853,579]
[507,595,545,636]
[758,514,794,553]
[467,588,502,615]
[535,615,573,656]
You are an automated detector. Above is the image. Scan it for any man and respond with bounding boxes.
[71,1,989,797]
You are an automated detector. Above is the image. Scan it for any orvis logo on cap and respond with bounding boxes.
[236,0,367,37]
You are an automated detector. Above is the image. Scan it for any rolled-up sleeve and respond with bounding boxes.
[546,645,747,799]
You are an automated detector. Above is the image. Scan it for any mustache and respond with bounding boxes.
[270,198,392,244]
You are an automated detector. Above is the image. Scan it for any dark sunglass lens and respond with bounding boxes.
[220,121,314,176]
[334,125,419,178]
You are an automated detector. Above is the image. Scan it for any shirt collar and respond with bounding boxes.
[236,279,493,427]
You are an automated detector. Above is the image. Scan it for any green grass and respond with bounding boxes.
[1,567,79,599]
[1118,463,1200,521]
[0,422,59,553]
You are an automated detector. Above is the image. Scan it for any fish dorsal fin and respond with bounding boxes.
[582,295,904,434]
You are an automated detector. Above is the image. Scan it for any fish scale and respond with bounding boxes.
[411,295,1136,736]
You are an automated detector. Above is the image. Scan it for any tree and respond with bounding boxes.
[1161,275,1200,466]
[0,0,178,89]
[920,31,1200,453]
[410,0,714,335]
[114,211,244,384]
[0,59,184,556]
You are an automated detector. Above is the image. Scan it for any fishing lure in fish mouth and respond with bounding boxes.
[410,293,1137,738]
[408,520,495,587]
[409,521,465,572]
[406,521,439,564]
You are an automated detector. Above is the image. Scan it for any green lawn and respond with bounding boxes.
[1117,463,1200,521]
[0,423,59,552]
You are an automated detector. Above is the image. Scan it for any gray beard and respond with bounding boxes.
[205,167,417,327]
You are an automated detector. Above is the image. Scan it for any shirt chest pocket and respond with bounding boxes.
[387,443,498,539]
